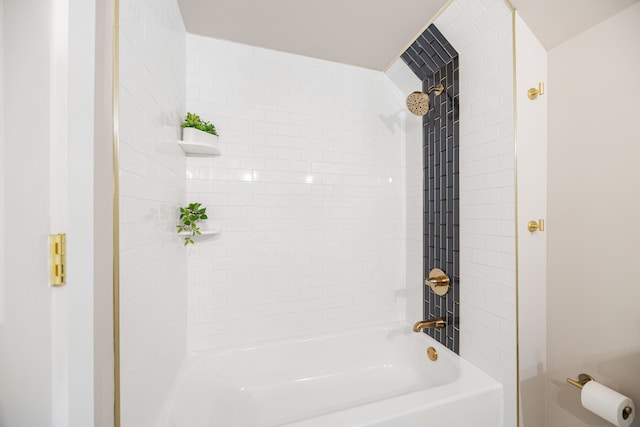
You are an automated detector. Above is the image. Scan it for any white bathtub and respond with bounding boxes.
[157,322,503,427]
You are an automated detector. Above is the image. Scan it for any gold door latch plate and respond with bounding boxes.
[50,234,66,286]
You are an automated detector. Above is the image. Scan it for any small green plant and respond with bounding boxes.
[181,112,218,136]
[177,202,208,246]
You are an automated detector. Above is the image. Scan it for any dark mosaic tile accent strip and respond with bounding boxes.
[422,59,460,354]
[400,24,458,80]
[402,25,460,354]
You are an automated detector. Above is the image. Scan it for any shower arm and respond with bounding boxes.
[426,84,444,96]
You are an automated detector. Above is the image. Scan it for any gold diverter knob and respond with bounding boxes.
[425,268,450,296]
[427,347,438,361]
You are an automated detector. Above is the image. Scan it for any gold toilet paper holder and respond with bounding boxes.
[566,373,595,389]
[566,373,633,420]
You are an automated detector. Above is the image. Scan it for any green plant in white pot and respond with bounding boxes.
[181,112,218,144]
[177,202,208,246]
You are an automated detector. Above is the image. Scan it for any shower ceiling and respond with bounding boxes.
[176,0,448,71]
[179,0,640,70]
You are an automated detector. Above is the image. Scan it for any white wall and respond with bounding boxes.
[515,12,548,427]
[0,1,53,425]
[185,34,406,351]
[385,60,424,323]
[546,3,640,426]
[2,2,112,425]
[435,1,518,425]
[0,0,4,326]
[118,0,187,425]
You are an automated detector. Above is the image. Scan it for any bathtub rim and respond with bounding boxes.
[157,320,504,427]
[186,320,457,359]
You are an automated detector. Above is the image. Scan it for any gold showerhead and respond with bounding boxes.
[406,84,445,116]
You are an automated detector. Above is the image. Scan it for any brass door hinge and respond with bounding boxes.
[50,234,66,286]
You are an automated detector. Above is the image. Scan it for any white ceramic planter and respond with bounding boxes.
[182,127,218,145]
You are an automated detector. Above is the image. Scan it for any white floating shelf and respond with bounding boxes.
[177,140,221,156]
[178,227,222,237]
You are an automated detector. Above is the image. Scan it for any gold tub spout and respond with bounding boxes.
[413,318,446,332]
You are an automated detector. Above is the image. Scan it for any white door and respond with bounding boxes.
[0,0,97,426]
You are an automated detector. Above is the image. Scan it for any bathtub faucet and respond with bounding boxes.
[412,318,446,332]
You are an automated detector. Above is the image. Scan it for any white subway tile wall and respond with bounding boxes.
[185,34,407,352]
[119,0,186,425]
[436,1,517,425]
[385,61,424,323]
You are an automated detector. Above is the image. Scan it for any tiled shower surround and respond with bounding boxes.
[390,1,518,423]
[401,25,460,353]
[435,1,517,425]
[118,0,187,424]
[185,34,408,351]
[117,0,517,424]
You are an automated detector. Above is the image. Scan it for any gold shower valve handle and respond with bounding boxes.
[425,268,450,296]
[527,219,545,233]
[528,82,545,100]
